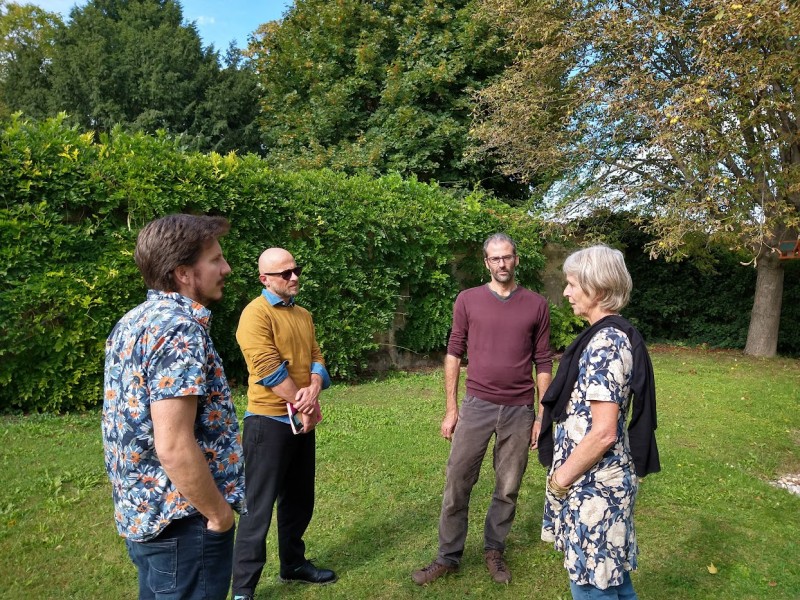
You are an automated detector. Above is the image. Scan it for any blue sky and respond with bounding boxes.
[26,0,293,50]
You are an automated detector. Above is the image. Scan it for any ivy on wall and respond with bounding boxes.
[0,116,546,412]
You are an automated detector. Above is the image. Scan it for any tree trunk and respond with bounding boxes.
[744,251,784,356]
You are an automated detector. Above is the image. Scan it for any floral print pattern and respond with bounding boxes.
[102,290,246,542]
[542,327,638,589]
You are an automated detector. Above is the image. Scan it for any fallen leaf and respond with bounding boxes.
[707,563,718,574]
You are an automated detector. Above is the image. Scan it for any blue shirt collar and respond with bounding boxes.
[261,288,295,307]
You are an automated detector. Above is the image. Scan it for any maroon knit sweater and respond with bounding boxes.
[447,284,553,405]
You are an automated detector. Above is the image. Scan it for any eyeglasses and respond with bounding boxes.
[485,254,515,265]
[261,266,303,280]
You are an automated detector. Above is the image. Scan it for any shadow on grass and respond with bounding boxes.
[249,498,443,599]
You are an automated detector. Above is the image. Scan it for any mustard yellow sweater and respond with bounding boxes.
[236,294,324,416]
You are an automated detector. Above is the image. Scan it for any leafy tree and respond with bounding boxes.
[191,44,263,155]
[248,0,527,199]
[49,0,216,134]
[0,1,61,119]
[472,0,800,356]
[2,0,262,154]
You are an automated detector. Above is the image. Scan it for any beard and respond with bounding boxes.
[492,268,514,283]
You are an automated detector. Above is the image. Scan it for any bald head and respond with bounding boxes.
[258,247,301,302]
[258,247,294,274]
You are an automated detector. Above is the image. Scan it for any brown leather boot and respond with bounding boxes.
[411,560,458,585]
[484,549,511,584]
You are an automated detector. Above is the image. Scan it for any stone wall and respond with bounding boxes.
[541,243,571,305]
[366,244,571,372]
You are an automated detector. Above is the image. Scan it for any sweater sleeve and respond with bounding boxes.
[236,301,285,380]
[310,320,325,367]
[532,300,554,375]
[627,337,661,476]
[446,292,468,357]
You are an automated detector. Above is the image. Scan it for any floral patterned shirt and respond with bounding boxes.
[542,327,638,589]
[102,290,246,542]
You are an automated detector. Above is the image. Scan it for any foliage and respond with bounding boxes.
[247,0,528,199]
[557,210,800,354]
[52,0,208,137]
[0,0,262,155]
[191,44,263,155]
[0,1,62,119]
[631,251,800,355]
[473,0,800,355]
[548,299,584,352]
[597,211,800,354]
[2,350,800,597]
[0,115,545,412]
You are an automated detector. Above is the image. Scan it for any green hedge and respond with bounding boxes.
[0,116,546,412]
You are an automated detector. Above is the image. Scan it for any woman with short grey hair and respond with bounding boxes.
[538,245,660,600]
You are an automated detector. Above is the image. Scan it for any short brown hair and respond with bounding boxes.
[483,233,518,257]
[134,214,230,291]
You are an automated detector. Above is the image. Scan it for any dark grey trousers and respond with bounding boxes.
[437,395,535,566]
[231,415,315,597]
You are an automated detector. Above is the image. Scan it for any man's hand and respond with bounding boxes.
[206,506,235,533]
[152,396,235,532]
[300,400,322,432]
[530,420,541,450]
[441,412,458,441]
[294,381,321,414]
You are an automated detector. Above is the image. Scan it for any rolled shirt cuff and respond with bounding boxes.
[311,362,331,390]
[258,360,330,390]
[257,360,289,387]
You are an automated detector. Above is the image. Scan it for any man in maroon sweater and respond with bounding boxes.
[412,233,553,586]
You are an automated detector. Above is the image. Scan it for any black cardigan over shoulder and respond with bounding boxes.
[537,315,661,477]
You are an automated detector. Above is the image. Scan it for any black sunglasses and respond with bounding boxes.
[262,266,303,280]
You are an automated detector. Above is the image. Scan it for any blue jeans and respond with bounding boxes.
[126,513,235,600]
[437,395,535,566]
[569,571,638,600]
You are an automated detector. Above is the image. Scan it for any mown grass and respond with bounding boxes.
[1,348,798,599]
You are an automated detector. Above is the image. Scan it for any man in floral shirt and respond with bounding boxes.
[102,214,246,600]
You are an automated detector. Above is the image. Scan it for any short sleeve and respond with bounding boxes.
[583,328,633,405]
[145,320,208,402]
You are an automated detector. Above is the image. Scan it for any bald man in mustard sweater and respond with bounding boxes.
[231,248,337,600]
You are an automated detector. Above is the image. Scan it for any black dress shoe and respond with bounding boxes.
[279,560,338,584]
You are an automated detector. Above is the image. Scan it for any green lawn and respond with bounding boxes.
[1,347,798,599]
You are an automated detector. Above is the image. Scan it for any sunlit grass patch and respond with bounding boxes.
[1,348,798,599]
